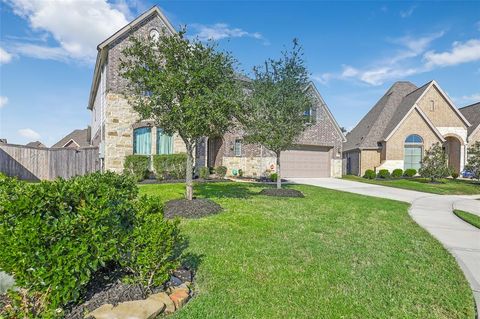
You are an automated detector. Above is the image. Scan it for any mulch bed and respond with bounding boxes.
[259,188,304,198]
[139,178,228,184]
[164,199,223,219]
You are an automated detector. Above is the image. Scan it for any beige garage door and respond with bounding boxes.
[280,146,331,178]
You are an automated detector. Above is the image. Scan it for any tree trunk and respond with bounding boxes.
[185,143,194,201]
[276,151,281,189]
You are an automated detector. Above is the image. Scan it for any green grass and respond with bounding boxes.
[343,175,480,195]
[454,210,480,229]
[139,182,474,318]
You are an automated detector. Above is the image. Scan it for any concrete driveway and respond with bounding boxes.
[289,177,480,317]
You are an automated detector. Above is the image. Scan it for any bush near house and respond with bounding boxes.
[269,172,279,182]
[363,169,376,179]
[198,166,210,179]
[404,169,417,178]
[215,166,227,179]
[124,155,150,181]
[153,154,187,180]
[377,169,390,179]
[392,169,403,178]
[0,172,182,318]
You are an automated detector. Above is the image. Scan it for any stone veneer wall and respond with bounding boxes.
[222,156,277,177]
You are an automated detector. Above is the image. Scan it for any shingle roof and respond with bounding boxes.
[344,81,418,151]
[459,102,480,137]
[26,141,47,148]
[52,128,91,148]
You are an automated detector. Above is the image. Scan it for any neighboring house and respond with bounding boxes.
[459,102,480,147]
[26,141,47,148]
[52,127,91,148]
[343,80,473,176]
[88,6,345,178]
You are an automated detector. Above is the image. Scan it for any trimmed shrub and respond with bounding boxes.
[216,166,227,179]
[0,172,138,309]
[121,198,183,290]
[270,173,278,182]
[404,168,417,177]
[363,169,376,179]
[392,169,403,178]
[124,155,150,181]
[451,172,459,180]
[377,169,390,179]
[153,153,187,180]
[238,169,244,177]
[199,166,210,179]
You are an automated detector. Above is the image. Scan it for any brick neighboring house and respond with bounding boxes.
[459,102,480,147]
[88,6,345,178]
[343,80,475,176]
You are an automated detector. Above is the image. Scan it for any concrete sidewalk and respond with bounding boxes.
[289,178,480,317]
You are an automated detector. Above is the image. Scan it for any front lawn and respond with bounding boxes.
[139,182,474,318]
[343,175,480,195]
[454,210,480,229]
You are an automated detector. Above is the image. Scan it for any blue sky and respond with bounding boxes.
[0,0,479,146]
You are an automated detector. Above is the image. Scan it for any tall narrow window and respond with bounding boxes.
[430,100,435,111]
[133,127,152,155]
[156,128,173,155]
[234,139,242,157]
[404,134,423,170]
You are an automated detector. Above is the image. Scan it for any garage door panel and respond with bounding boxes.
[280,147,331,178]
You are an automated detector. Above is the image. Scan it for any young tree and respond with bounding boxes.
[120,29,242,200]
[419,143,452,182]
[465,141,480,182]
[238,40,313,189]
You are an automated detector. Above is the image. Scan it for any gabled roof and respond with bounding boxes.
[306,81,346,142]
[344,81,418,151]
[460,102,480,139]
[87,6,176,110]
[52,128,91,148]
[344,80,470,152]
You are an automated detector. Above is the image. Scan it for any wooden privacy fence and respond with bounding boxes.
[0,144,100,181]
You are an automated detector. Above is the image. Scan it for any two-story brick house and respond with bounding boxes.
[88,6,345,178]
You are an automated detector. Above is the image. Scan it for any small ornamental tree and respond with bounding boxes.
[465,141,480,182]
[419,143,452,182]
[120,29,242,200]
[238,40,313,189]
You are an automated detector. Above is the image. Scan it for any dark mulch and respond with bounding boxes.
[164,198,223,219]
[139,178,228,184]
[259,188,304,198]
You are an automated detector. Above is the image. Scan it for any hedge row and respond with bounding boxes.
[363,168,417,179]
[0,172,182,318]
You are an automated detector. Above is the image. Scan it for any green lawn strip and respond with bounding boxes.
[454,210,480,229]
[343,175,480,195]
[139,182,474,318]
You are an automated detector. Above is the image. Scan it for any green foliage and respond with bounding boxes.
[237,39,312,189]
[199,166,210,179]
[122,198,183,291]
[0,172,138,311]
[391,169,403,178]
[465,141,480,181]
[119,29,243,199]
[153,154,187,180]
[216,166,227,179]
[238,169,244,177]
[451,172,459,179]
[270,173,279,182]
[124,155,150,181]
[419,143,452,182]
[377,169,391,179]
[404,169,417,177]
[1,289,58,319]
[363,169,376,179]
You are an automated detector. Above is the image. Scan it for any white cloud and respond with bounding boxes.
[11,43,70,61]
[191,23,265,43]
[4,0,130,62]
[400,5,417,18]
[455,93,480,105]
[0,47,13,64]
[424,39,480,67]
[18,128,41,140]
[312,73,333,85]
[0,96,8,108]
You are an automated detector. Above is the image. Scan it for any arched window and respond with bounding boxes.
[156,128,173,155]
[133,127,152,155]
[404,134,423,170]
